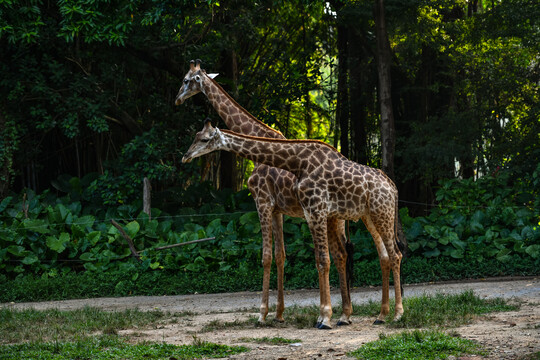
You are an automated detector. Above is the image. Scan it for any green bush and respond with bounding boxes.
[403,169,539,263]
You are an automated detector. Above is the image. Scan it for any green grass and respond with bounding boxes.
[521,352,540,360]
[0,335,248,360]
[391,290,518,328]
[240,336,301,345]
[0,306,168,344]
[348,330,485,360]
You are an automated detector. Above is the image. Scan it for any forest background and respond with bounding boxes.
[0,0,539,302]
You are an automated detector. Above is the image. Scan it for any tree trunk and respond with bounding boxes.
[374,0,396,180]
[336,24,350,158]
[0,112,12,199]
[348,29,369,165]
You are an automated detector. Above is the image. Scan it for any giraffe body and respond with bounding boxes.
[176,60,353,325]
[182,122,404,328]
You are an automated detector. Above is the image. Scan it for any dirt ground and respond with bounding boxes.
[4,277,539,359]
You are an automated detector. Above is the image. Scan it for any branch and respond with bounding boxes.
[153,237,216,250]
[111,219,141,262]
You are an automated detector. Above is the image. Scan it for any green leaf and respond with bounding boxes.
[408,242,421,252]
[521,226,534,240]
[469,220,483,234]
[239,211,259,225]
[22,254,38,265]
[7,245,26,256]
[206,218,222,236]
[424,225,439,238]
[74,215,96,229]
[46,232,70,253]
[23,219,49,234]
[0,196,12,212]
[87,231,101,245]
[424,248,440,258]
[525,244,540,259]
[150,262,160,269]
[406,221,423,239]
[450,237,467,250]
[450,249,464,259]
[80,252,95,261]
[125,221,140,238]
[55,203,70,222]
[496,248,512,262]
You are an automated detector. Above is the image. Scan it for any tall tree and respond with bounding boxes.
[374,0,395,179]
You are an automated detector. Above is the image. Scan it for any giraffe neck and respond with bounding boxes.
[217,129,341,176]
[204,77,285,139]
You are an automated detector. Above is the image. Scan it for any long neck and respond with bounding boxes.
[204,78,285,139]
[219,130,311,175]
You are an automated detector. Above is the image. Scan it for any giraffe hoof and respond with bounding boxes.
[316,322,332,330]
[273,317,285,323]
[337,320,352,326]
[373,319,385,325]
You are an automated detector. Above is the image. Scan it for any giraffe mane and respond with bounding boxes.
[204,73,286,139]
[219,129,345,157]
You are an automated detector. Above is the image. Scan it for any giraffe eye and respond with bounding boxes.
[201,138,210,143]
[195,75,201,82]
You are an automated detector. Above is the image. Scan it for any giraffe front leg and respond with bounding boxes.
[258,208,273,324]
[272,213,285,322]
[307,216,333,330]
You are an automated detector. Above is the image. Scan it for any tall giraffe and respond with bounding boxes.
[176,60,353,325]
[182,121,404,329]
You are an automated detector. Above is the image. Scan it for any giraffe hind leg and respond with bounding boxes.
[361,216,391,325]
[328,218,353,326]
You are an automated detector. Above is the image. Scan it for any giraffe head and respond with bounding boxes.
[182,119,223,163]
[175,59,219,105]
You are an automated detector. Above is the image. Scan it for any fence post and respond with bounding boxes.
[143,177,151,219]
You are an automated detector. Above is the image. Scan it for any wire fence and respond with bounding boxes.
[2,199,537,233]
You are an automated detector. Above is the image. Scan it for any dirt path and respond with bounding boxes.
[4,277,540,359]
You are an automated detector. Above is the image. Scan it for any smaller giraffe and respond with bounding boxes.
[182,120,404,329]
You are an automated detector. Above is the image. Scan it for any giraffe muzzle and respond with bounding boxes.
[181,154,193,163]
[175,96,185,105]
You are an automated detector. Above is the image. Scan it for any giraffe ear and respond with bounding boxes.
[207,73,219,79]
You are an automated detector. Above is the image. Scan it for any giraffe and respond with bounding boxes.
[182,121,404,329]
[175,59,354,326]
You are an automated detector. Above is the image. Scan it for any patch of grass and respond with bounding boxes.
[392,290,518,328]
[0,306,167,344]
[240,336,301,345]
[343,290,517,328]
[348,330,485,360]
[0,335,248,360]
[283,305,320,328]
[521,352,540,360]
[199,317,257,332]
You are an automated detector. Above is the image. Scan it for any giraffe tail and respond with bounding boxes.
[395,194,407,296]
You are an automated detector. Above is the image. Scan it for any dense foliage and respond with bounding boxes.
[1,166,538,302]
[0,1,539,300]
